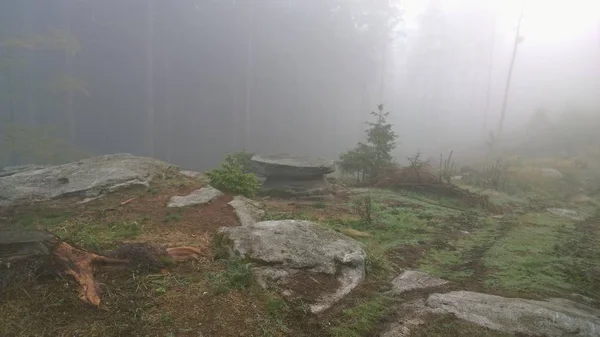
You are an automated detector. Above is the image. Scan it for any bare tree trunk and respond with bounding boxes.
[243,4,254,149]
[65,52,75,143]
[163,50,173,162]
[145,0,155,157]
[497,8,524,138]
[482,15,496,134]
[21,0,37,125]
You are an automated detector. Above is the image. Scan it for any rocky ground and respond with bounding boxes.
[1,154,599,337]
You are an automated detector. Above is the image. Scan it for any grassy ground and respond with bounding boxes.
[1,170,599,336]
[262,184,600,336]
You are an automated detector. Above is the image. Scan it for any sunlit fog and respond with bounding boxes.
[1,0,598,169]
[1,2,600,336]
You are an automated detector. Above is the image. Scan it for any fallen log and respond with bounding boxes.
[0,230,202,307]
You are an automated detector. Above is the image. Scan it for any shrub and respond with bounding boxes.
[206,154,261,197]
[229,149,255,173]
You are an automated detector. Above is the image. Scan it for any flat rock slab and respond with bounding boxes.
[167,186,223,208]
[546,208,584,221]
[389,270,448,295]
[217,220,365,313]
[228,196,264,226]
[251,154,335,178]
[0,154,171,207]
[179,170,206,180]
[426,291,600,337]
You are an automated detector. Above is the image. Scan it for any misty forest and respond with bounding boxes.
[1,1,600,336]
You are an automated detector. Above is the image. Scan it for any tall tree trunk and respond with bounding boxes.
[65,52,75,143]
[21,0,37,125]
[145,0,155,157]
[243,4,254,150]
[482,15,496,135]
[163,49,173,162]
[497,8,524,138]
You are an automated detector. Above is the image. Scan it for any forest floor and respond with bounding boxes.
[0,172,599,337]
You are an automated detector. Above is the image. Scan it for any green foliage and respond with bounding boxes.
[330,295,389,337]
[206,154,261,197]
[229,149,255,173]
[366,104,398,168]
[338,104,398,183]
[208,257,253,295]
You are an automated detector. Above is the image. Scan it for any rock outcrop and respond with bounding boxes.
[0,154,171,207]
[167,186,223,208]
[217,220,365,313]
[388,270,448,295]
[228,195,264,226]
[426,291,600,337]
[251,154,335,199]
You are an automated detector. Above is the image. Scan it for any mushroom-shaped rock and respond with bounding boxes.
[251,154,336,198]
[217,220,365,313]
[251,154,335,178]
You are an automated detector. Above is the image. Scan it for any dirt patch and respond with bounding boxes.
[265,199,359,222]
[0,175,285,337]
[387,244,429,269]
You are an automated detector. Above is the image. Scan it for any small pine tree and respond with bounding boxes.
[366,104,397,173]
[339,104,398,183]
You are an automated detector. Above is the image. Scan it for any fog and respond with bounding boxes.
[1,0,599,170]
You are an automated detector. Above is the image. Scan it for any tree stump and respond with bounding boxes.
[0,230,202,307]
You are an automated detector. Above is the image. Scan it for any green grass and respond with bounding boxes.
[410,314,515,337]
[483,212,577,294]
[312,201,327,209]
[330,295,390,337]
[57,219,142,251]
[207,257,253,295]
[163,210,183,223]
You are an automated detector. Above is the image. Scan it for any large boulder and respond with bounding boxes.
[217,220,365,313]
[426,291,600,337]
[251,154,335,178]
[0,154,171,207]
[251,154,336,199]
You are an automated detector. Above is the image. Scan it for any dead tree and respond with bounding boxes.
[0,230,201,307]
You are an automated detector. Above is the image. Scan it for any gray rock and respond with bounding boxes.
[541,168,564,179]
[0,154,170,207]
[179,170,206,180]
[426,291,600,337]
[251,154,335,178]
[0,165,50,178]
[228,195,264,226]
[389,270,448,295]
[167,186,223,208]
[259,175,331,199]
[217,220,365,313]
[546,208,584,221]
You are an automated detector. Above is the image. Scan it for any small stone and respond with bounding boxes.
[167,186,223,208]
[388,270,448,295]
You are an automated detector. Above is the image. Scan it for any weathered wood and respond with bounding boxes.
[1,230,203,307]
